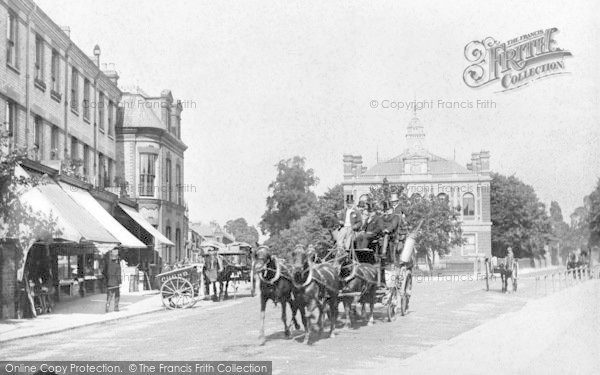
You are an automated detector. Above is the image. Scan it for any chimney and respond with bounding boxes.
[101,63,119,85]
[353,155,363,176]
[471,152,480,172]
[61,26,71,38]
[93,45,101,67]
[343,154,354,177]
[479,150,490,172]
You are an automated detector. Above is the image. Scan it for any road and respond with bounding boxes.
[1,276,546,374]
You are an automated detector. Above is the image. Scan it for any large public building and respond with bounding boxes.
[342,116,492,260]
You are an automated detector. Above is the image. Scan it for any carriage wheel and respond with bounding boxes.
[160,277,196,309]
[387,287,398,322]
[400,273,412,316]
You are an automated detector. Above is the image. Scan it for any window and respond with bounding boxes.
[165,157,172,201]
[35,35,44,82]
[462,193,475,217]
[70,68,79,112]
[165,226,172,263]
[98,92,105,130]
[107,100,113,135]
[437,193,448,202]
[411,193,422,201]
[51,50,60,93]
[50,126,59,159]
[98,153,104,186]
[6,11,18,68]
[139,153,157,196]
[83,79,90,120]
[176,164,182,205]
[83,144,89,177]
[34,116,43,159]
[106,159,113,187]
[70,137,78,159]
[175,228,181,260]
[4,101,16,136]
[462,234,477,256]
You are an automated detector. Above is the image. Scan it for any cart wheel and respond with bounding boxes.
[161,277,196,309]
[387,288,397,322]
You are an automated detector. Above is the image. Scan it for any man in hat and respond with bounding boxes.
[356,203,383,250]
[379,201,400,285]
[337,197,362,249]
[103,249,122,313]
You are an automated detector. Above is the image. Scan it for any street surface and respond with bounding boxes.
[0,275,551,374]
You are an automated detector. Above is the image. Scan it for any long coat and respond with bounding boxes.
[103,259,122,287]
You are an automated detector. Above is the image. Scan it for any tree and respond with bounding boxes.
[264,212,333,257]
[315,184,344,230]
[548,201,570,264]
[586,178,600,249]
[224,218,259,245]
[259,156,318,236]
[490,173,553,258]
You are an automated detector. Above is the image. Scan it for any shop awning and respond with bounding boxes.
[15,166,117,244]
[118,203,175,246]
[58,182,146,248]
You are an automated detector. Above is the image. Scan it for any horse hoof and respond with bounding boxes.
[284,330,291,338]
[367,319,374,326]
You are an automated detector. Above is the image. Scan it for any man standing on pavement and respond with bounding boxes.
[103,249,122,313]
[337,197,362,249]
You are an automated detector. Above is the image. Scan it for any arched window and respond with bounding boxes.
[462,193,475,216]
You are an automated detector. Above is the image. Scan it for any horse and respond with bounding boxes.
[290,246,340,343]
[254,246,300,344]
[500,257,516,293]
[203,252,237,301]
[337,249,378,327]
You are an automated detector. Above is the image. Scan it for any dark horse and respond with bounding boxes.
[254,246,300,344]
[203,252,238,301]
[337,249,378,327]
[290,246,340,343]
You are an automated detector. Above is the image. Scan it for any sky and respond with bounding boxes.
[36,0,600,229]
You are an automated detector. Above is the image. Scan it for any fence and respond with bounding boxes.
[531,265,600,296]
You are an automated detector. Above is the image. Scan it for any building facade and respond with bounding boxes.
[1,0,120,188]
[117,88,188,264]
[342,116,492,259]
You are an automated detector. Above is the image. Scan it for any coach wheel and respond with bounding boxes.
[160,277,196,309]
[387,288,398,322]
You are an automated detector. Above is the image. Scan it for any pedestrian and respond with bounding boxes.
[103,249,122,313]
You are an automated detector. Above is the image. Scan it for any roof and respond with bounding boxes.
[362,150,472,176]
[121,93,164,128]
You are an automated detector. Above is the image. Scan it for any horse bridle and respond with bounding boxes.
[256,255,281,285]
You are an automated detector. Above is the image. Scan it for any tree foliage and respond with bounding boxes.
[490,173,552,258]
[587,178,600,248]
[264,212,332,258]
[259,156,318,236]
[224,217,259,245]
[314,184,344,230]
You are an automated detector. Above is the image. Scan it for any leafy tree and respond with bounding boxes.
[490,173,553,258]
[587,178,600,249]
[264,212,333,257]
[315,184,344,230]
[548,201,570,264]
[259,156,318,236]
[224,218,259,245]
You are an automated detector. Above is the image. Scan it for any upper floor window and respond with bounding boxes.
[70,136,78,159]
[462,193,475,217]
[83,79,91,121]
[106,158,113,187]
[176,164,182,205]
[6,11,18,68]
[107,100,114,136]
[139,153,157,197]
[70,68,79,112]
[98,152,106,187]
[35,35,44,82]
[98,92,105,130]
[50,126,59,159]
[34,116,43,159]
[166,158,172,201]
[4,101,16,136]
[51,50,60,93]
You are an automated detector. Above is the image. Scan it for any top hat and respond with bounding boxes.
[382,201,390,212]
[390,193,399,202]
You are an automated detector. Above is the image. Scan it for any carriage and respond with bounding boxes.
[225,242,255,291]
[156,265,202,309]
[339,230,417,321]
[484,256,519,292]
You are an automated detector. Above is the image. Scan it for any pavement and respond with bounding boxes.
[347,279,600,375]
